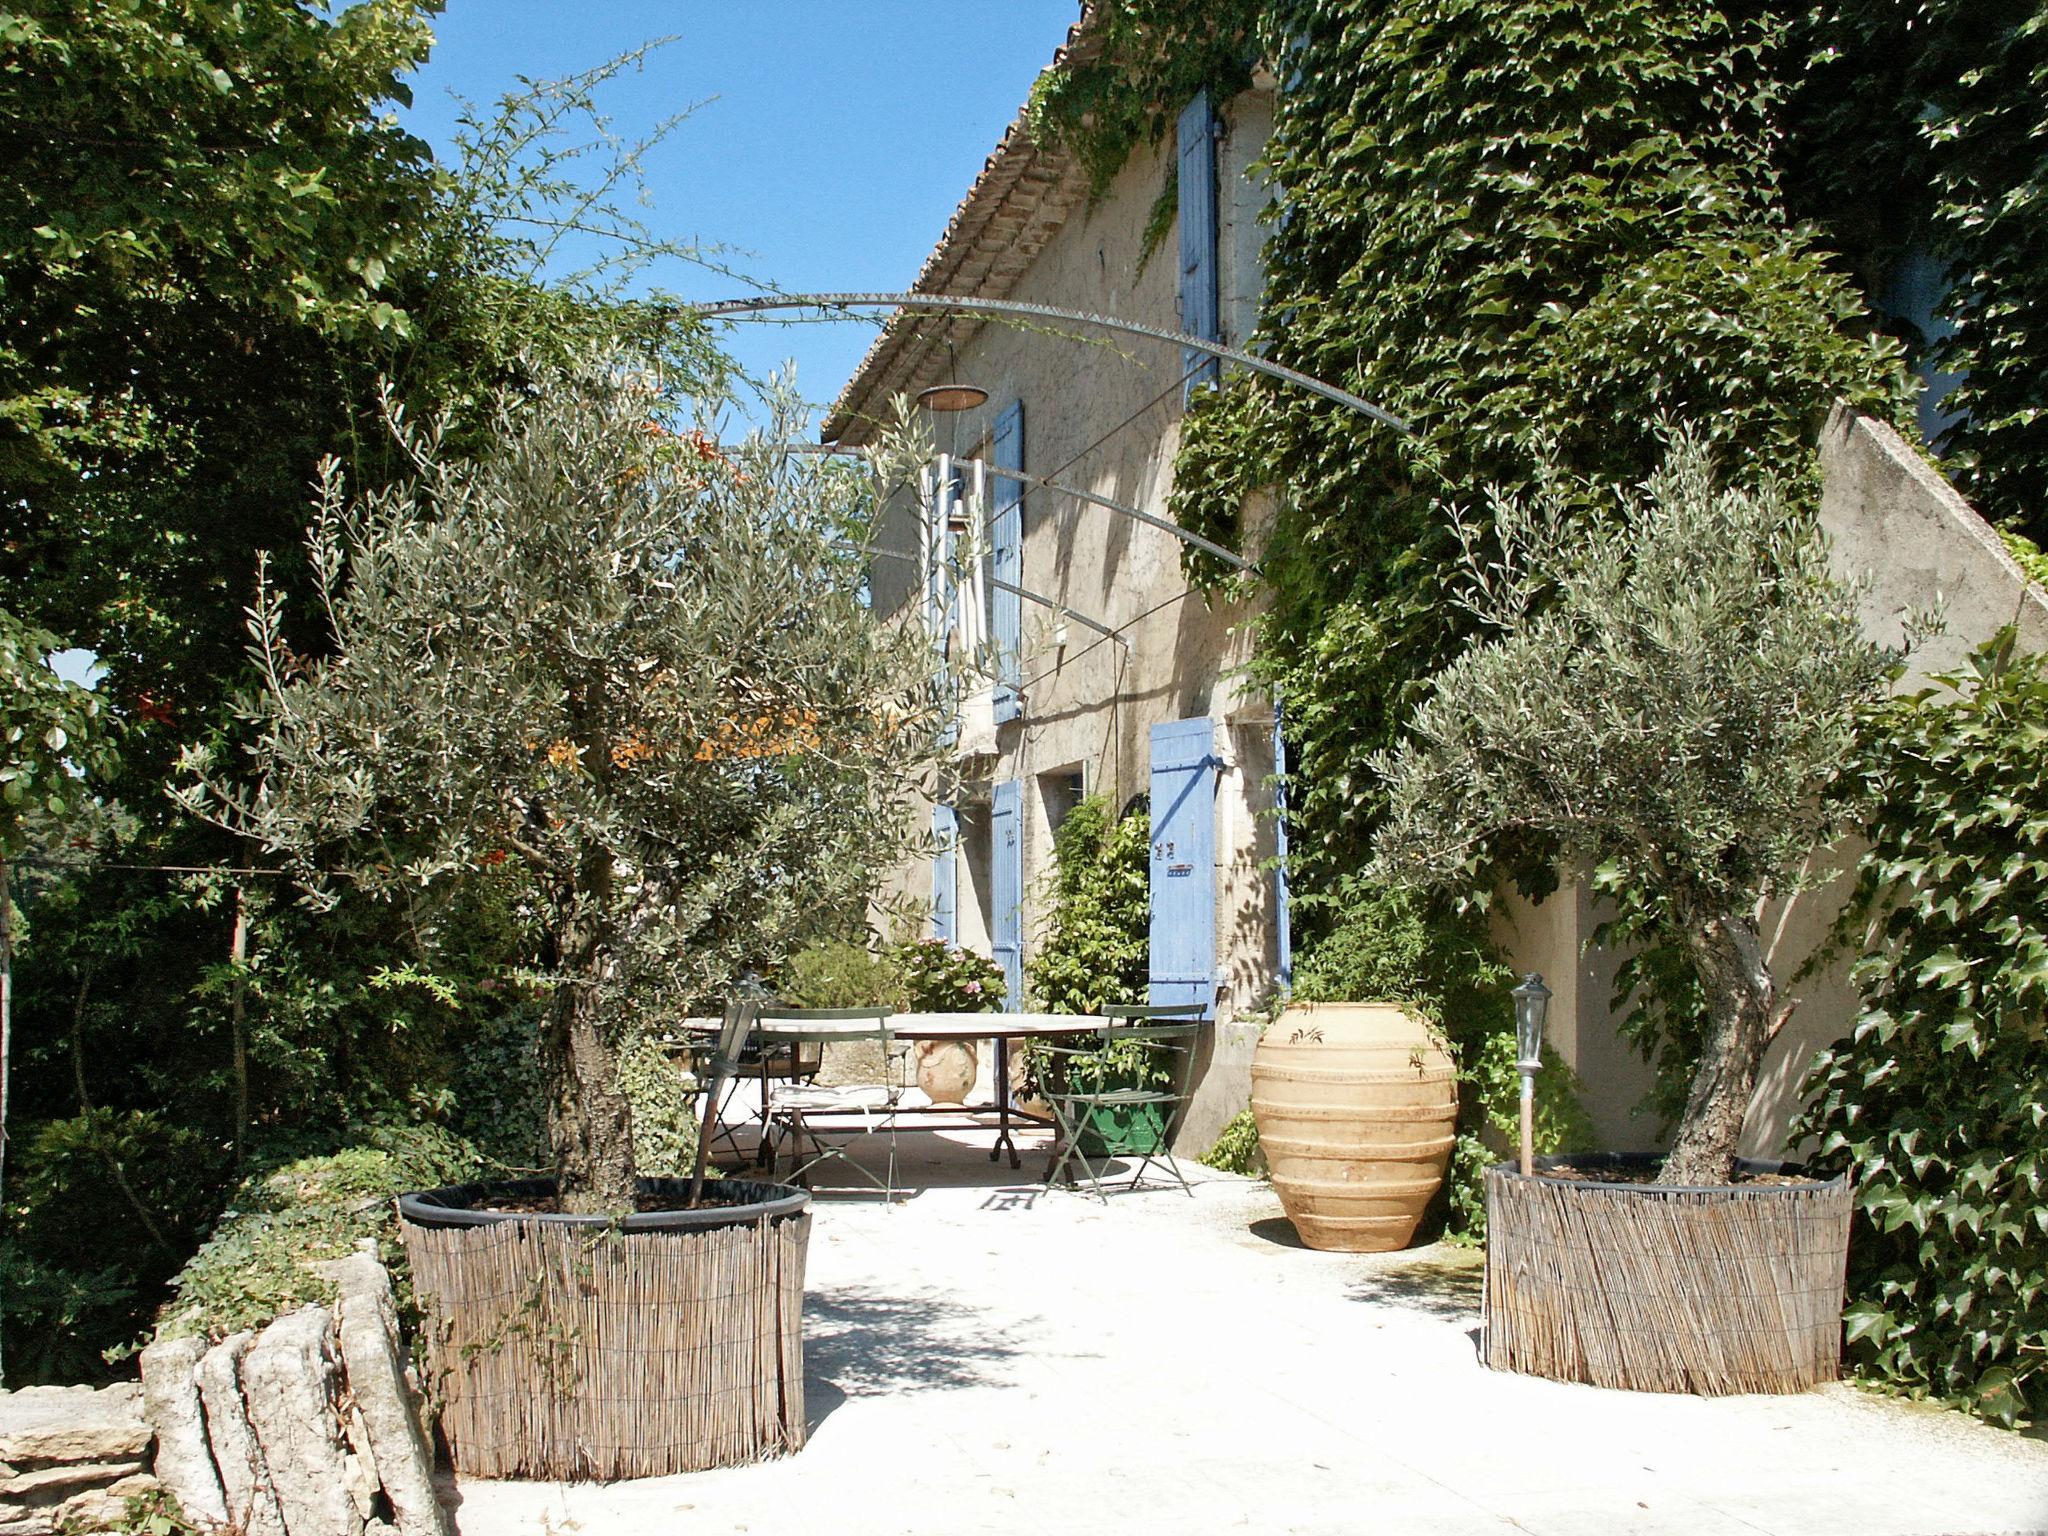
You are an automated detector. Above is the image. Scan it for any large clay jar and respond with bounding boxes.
[914,1039,978,1105]
[1251,1002,1457,1252]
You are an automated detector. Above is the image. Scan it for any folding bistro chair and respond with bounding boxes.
[1042,1003,1206,1200]
[756,1006,907,1200]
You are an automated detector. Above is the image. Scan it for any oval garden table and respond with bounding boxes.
[683,1011,1110,1171]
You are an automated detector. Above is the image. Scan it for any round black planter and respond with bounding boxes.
[398,1175,809,1229]
[1483,1154,1852,1395]
[398,1176,813,1479]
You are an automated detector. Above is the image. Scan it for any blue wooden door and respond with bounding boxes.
[931,804,957,943]
[990,401,1024,722]
[1149,717,1217,1016]
[990,779,1024,1012]
[1177,90,1221,398]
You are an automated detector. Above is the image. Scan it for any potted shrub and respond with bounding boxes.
[1370,431,1891,1392]
[895,937,1006,1102]
[178,357,944,1475]
[1020,797,1164,1151]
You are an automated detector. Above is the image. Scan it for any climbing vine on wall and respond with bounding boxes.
[1174,0,1911,901]
[1798,632,2048,1427]
[1024,2,1259,204]
[1784,0,2048,542]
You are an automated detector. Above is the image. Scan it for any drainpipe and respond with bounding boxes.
[1274,694,1293,994]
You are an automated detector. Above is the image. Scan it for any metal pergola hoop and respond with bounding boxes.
[687,291,1414,438]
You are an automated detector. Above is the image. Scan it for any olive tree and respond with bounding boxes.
[1369,432,1892,1184]
[178,360,945,1209]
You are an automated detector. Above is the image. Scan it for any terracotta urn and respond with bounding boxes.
[1250,1001,1458,1251]
[914,1039,977,1105]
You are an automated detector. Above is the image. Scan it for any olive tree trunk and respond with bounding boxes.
[543,975,636,1212]
[542,864,636,1213]
[1662,910,1780,1185]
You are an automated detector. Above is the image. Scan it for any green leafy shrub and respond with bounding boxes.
[1291,880,1590,1238]
[779,938,907,1009]
[1026,797,1150,1014]
[1800,632,2048,1427]
[2,1109,228,1381]
[614,1029,701,1180]
[156,1124,488,1344]
[1786,0,2047,540]
[1200,1107,1263,1176]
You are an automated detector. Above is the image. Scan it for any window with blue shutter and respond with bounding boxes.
[1148,717,1218,1017]
[989,401,1024,723]
[931,804,957,943]
[990,779,1024,1012]
[1177,90,1221,400]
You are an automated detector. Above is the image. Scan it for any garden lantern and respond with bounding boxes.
[915,382,989,413]
[1512,972,1551,1176]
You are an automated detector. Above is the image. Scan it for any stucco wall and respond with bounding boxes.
[871,90,1283,1151]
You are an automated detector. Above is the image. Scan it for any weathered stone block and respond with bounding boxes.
[241,1308,362,1536]
[0,1460,147,1505]
[53,1472,158,1532]
[325,1253,450,1536]
[0,1385,149,1467]
[197,1333,285,1536]
[140,1336,228,1526]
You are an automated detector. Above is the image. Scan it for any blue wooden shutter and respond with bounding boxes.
[931,804,957,943]
[1148,717,1218,1017]
[990,402,1024,722]
[990,779,1024,1012]
[1177,90,1221,399]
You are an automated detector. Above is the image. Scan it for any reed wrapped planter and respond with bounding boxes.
[398,1177,810,1480]
[1483,1155,1852,1395]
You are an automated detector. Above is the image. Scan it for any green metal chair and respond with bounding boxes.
[756,1006,908,1200]
[1041,1003,1206,1200]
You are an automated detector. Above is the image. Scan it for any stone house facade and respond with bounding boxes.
[825,18,2048,1158]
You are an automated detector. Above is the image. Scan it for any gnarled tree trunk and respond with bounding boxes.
[541,862,636,1212]
[543,974,635,1212]
[1662,910,1779,1185]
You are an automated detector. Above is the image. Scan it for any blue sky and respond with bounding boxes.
[399,1,1081,421]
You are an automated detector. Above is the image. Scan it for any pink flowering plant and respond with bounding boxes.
[895,938,1006,1014]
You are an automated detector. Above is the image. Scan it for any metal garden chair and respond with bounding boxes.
[756,1006,909,1200]
[1041,1003,1206,1200]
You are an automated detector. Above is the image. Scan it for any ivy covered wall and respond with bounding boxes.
[1030,0,2047,1406]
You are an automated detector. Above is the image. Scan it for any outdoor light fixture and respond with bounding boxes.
[1511,972,1551,1175]
[916,382,989,413]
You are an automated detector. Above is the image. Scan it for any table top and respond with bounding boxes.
[679,1011,1109,1042]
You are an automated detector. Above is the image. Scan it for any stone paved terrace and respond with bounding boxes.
[447,1127,2048,1536]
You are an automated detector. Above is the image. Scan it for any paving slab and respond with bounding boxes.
[446,1128,2048,1536]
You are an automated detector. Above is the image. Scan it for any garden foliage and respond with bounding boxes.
[1801,633,2048,1426]
[1786,0,2048,539]
[176,365,945,1208]
[1369,434,1890,1181]
[1033,0,1920,1154]
[1023,797,1160,1094]
[2,5,725,1371]
[1026,796,1151,1015]
[898,939,1007,1013]
[155,1124,487,1344]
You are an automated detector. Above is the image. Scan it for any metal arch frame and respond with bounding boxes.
[860,546,1126,647]
[791,442,1255,574]
[689,291,1414,438]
